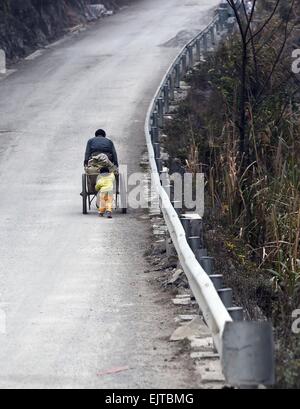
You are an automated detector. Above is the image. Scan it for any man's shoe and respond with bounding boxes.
[106,212,113,219]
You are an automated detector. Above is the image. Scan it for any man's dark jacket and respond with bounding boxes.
[84,136,118,166]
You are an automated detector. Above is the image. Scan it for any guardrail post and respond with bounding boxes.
[196,248,208,258]
[215,19,220,34]
[152,111,158,128]
[202,32,208,54]
[163,84,170,114]
[151,126,159,144]
[188,236,202,254]
[157,98,164,128]
[210,26,215,46]
[222,322,275,387]
[196,38,201,61]
[181,214,203,237]
[175,63,181,88]
[198,256,215,275]
[156,158,163,173]
[160,169,169,186]
[154,142,161,159]
[181,217,192,237]
[187,45,194,68]
[218,6,229,30]
[0,49,6,75]
[171,200,182,216]
[209,274,223,290]
[227,307,244,321]
[163,184,174,201]
[181,53,187,75]
[169,75,175,101]
[218,288,233,308]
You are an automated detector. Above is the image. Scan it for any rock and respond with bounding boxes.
[200,370,225,384]
[170,317,211,341]
[174,314,199,323]
[190,337,214,351]
[151,240,167,256]
[166,238,177,258]
[191,351,219,360]
[87,4,113,19]
[175,293,191,298]
[172,297,191,306]
[168,269,184,285]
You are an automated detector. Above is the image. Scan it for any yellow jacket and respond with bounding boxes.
[95,172,115,193]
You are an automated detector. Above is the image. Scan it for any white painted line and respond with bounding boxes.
[0,49,6,74]
[0,69,17,81]
[45,37,69,49]
[25,49,44,61]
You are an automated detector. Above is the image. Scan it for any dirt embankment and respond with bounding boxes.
[0,0,136,62]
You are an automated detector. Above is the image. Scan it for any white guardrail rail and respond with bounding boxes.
[144,3,275,388]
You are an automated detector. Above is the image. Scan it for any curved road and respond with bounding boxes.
[0,0,218,389]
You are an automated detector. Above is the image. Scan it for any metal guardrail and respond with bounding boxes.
[144,3,275,388]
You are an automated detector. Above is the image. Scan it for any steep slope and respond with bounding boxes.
[0,0,132,62]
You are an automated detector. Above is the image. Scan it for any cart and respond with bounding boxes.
[81,171,127,215]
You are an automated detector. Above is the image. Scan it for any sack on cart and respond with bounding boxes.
[85,153,117,175]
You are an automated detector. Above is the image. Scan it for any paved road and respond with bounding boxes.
[0,0,218,389]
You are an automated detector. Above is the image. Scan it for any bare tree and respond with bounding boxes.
[226,0,295,167]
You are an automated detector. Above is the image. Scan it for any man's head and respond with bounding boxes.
[95,129,106,138]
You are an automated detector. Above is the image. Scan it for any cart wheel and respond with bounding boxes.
[82,174,88,215]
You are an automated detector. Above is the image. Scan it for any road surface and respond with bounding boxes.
[0,0,218,389]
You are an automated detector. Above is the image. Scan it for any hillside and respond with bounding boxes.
[0,0,132,62]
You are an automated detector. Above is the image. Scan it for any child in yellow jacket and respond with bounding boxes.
[95,168,116,218]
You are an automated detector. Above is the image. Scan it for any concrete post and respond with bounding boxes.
[0,50,6,75]
[157,98,164,128]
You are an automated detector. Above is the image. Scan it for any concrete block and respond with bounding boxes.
[170,317,211,341]
[190,337,213,351]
